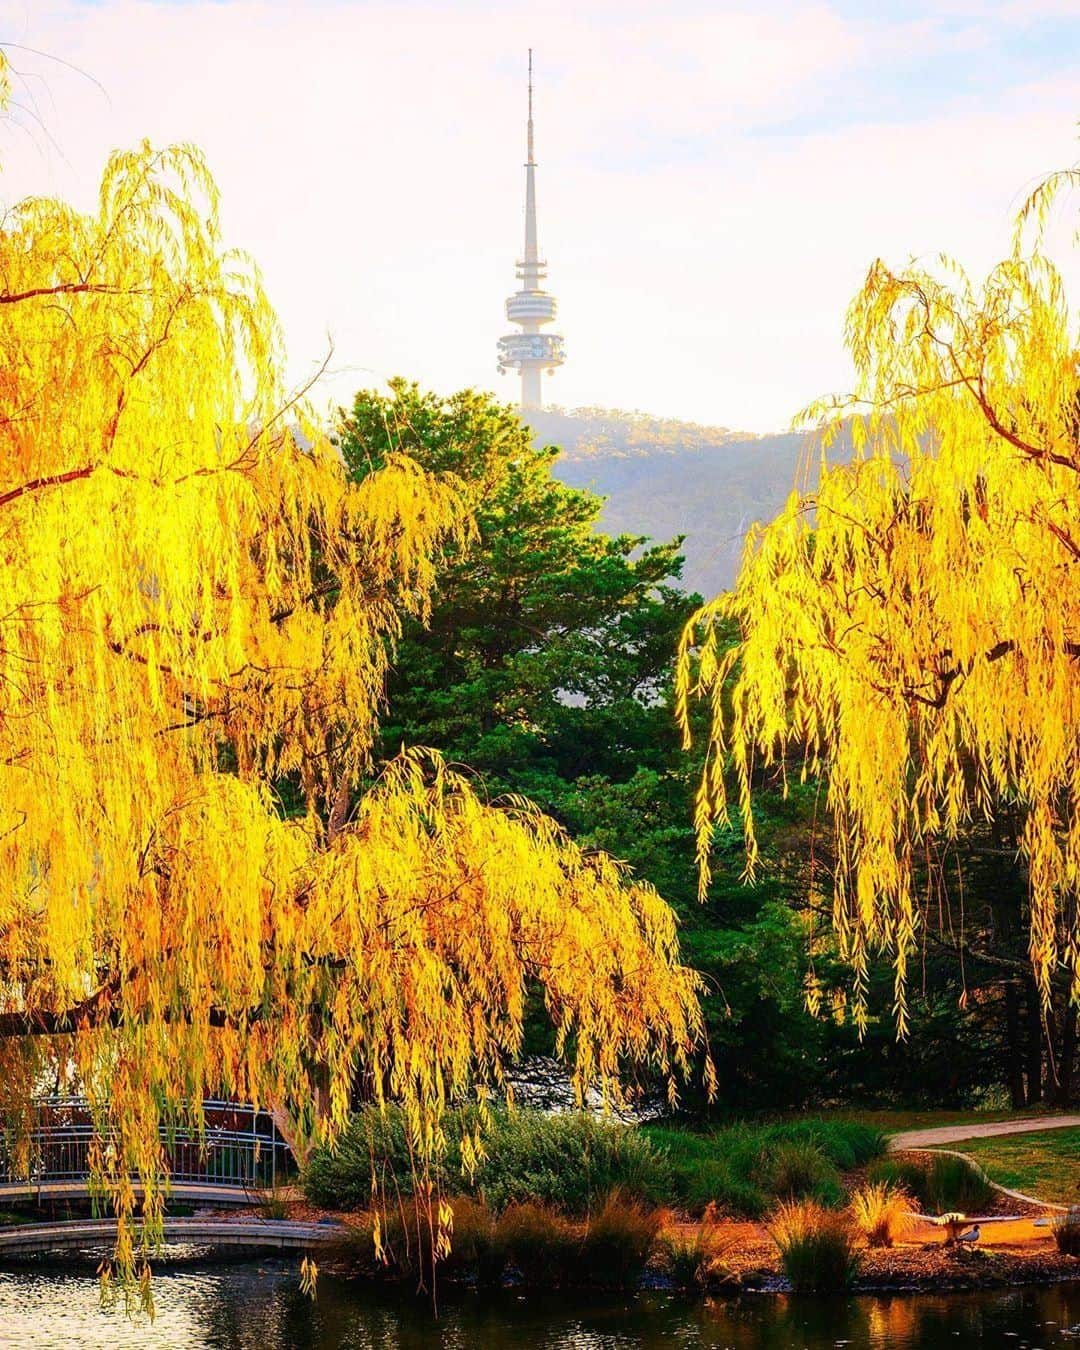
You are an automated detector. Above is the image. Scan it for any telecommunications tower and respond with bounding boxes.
[497,50,565,409]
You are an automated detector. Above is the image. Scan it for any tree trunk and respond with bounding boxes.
[1055,1002,1077,1107]
[1004,981,1028,1108]
[1025,978,1043,1105]
[270,1102,311,1166]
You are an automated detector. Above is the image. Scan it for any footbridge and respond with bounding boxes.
[0,1097,294,1207]
[0,1216,346,1259]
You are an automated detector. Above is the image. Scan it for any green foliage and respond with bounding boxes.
[923,1155,995,1213]
[468,1109,671,1214]
[303,1104,412,1212]
[339,380,691,780]
[303,1109,886,1226]
[331,380,1069,1118]
[303,1106,672,1216]
[867,1158,930,1197]
[868,1153,994,1214]
[643,1126,761,1215]
[644,1119,885,1217]
[337,381,849,1112]
[1052,1208,1080,1256]
[769,1201,861,1293]
[768,1120,887,1170]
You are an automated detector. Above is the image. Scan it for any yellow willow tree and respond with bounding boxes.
[678,159,1080,1035]
[0,127,705,1282]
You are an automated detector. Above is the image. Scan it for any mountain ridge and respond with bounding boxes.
[527,405,841,598]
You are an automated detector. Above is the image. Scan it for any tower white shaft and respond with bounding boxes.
[497,50,565,410]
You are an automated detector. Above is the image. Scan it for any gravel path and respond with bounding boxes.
[889,1114,1080,1150]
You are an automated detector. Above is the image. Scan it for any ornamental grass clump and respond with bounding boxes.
[768,1200,860,1293]
[578,1190,664,1290]
[868,1153,993,1215]
[760,1139,844,1207]
[644,1118,884,1218]
[923,1154,994,1214]
[1052,1208,1080,1257]
[345,1195,501,1286]
[868,1158,928,1198]
[442,1196,501,1284]
[849,1180,915,1247]
[493,1201,576,1287]
[661,1211,734,1291]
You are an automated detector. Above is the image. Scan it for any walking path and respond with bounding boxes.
[889,1113,1080,1151]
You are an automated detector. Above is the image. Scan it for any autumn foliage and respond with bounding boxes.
[679,160,1080,1031]
[0,93,704,1282]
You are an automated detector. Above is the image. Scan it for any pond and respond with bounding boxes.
[0,1262,1076,1348]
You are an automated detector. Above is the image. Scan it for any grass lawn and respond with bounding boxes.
[933,1127,1080,1207]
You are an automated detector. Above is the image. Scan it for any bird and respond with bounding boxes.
[956,1223,981,1245]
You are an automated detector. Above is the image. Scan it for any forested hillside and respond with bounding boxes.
[528,406,851,595]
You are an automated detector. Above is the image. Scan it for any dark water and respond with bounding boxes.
[0,1262,1075,1348]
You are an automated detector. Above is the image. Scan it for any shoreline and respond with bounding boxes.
[315,1220,1080,1298]
[0,1188,1075,1300]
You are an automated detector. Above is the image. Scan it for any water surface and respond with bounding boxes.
[0,1261,1075,1348]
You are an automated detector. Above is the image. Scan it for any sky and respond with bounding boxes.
[2,1,1079,432]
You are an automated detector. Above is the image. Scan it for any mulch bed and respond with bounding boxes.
[644,1210,1080,1292]
[856,1242,1079,1291]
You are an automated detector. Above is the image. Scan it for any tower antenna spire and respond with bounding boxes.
[527,48,534,164]
[496,49,565,410]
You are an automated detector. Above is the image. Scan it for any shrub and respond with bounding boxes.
[335,1203,427,1282]
[578,1191,664,1289]
[304,1107,414,1212]
[1052,1207,1080,1257]
[494,1201,576,1286]
[473,1108,671,1213]
[303,1105,671,1216]
[849,1180,915,1247]
[342,1194,500,1285]
[764,1120,887,1171]
[769,1200,860,1293]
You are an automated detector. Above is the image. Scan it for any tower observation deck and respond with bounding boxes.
[497,50,565,410]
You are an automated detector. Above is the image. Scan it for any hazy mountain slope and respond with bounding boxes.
[528,407,847,598]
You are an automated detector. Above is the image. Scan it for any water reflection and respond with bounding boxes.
[0,1262,1075,1348]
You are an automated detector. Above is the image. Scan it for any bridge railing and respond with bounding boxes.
[0,1098,294,1192]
